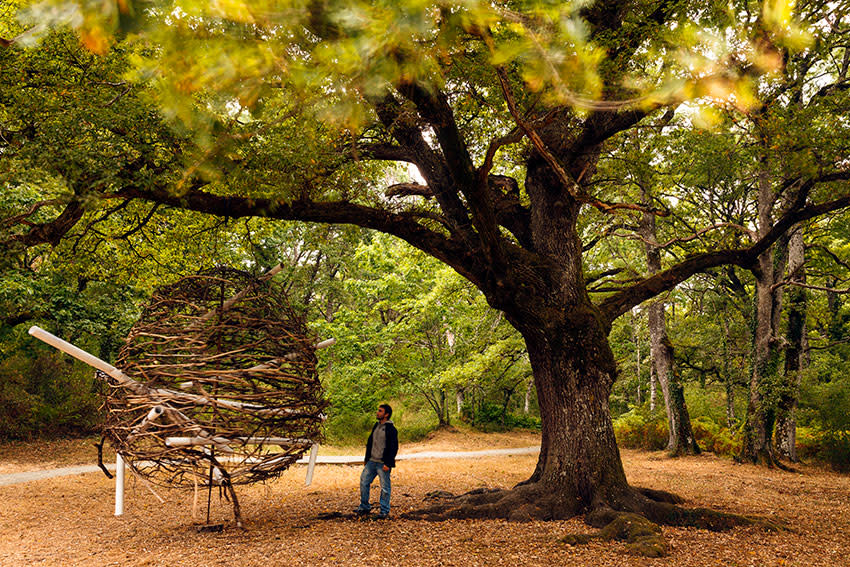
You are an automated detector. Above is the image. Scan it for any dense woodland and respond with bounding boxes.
[1,0,850,531]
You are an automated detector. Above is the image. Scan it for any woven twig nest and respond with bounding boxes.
[103,267,327,489]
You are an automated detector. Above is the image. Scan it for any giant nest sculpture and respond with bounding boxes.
[30,266,330,528]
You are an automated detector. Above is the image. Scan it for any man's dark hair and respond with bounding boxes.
[379,403,392,418]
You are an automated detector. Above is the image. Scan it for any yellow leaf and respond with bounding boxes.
[763,0,794,27]
[80,26,110,55]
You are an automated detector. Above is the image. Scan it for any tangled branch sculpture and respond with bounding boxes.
[31,267,329,527]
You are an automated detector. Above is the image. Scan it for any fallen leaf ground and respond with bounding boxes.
[0,429,847,566]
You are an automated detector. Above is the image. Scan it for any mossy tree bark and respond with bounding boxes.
[776,227,806,462]
[740,170,791,467]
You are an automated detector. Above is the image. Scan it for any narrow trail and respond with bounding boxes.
[0,446,540,487]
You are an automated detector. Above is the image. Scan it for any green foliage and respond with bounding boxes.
[460,401,541,432]
[799,364,850,471]
[0,350,101,439]
[683,385,741,427]
[316,233,532,428]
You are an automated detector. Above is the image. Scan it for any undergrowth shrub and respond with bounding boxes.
[690,417,740,455]
[795,427,850,472]
[460,402,541,432]
[324,397,438,445]
[0,352,101,439]
[613,409,668,450]
[799,367,850,471]
[613,409,743,456]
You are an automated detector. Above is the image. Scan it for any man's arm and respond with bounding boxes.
[383,425,399,468]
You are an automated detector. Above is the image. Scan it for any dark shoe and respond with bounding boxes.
[353,508,369,516]
[376,513,389,520]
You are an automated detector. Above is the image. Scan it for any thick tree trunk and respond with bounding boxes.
[489,155,639,514]
[510,311,637,516]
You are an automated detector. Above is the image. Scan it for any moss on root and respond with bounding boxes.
[560,513,667,557]
[600,513,666,557]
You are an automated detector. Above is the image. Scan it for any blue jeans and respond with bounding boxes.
[358,460,391,515]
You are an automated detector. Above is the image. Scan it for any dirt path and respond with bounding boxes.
[0,446,540,487]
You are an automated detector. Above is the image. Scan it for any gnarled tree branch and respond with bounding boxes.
[599,185,850,321]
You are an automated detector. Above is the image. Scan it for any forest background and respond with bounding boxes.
[0,0,849,477]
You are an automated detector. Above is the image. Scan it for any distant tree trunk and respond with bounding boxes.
[725,377,736,429]
[740,170,790,466]
[649,366,657,412]
[634,312,642,405]
[523,379,533,414]
[420,385,450,427]
[776,227,806,462]
[720,310,737,428]
[641,189,699,456]
[648,303,700,456]
[456,389,464,415]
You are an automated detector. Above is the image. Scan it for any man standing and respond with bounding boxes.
[355,404,398,519]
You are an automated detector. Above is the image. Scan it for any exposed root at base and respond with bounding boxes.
[563,513,666,557]
[405,484,567,522]
[404,482,778,557]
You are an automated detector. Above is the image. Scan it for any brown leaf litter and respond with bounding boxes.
[0,430,847,566]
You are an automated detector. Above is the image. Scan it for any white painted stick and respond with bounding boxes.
[305,444,319,487]
[114,453,125,516]
[29,326,136,388]
[165,436,313,447]
[28,326,297,417]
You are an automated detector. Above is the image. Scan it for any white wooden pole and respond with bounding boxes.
[305,444,319,487]
[28,326,300,417]
[28,326,135,387]
[114,453,125,516]
[164,436,312,448]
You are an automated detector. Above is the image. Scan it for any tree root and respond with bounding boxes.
[562,513,666,557]
[403,482,780,557]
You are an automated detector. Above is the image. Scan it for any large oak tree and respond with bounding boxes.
[4,0,850,529]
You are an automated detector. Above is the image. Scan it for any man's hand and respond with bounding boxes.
[382,465,390,472]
